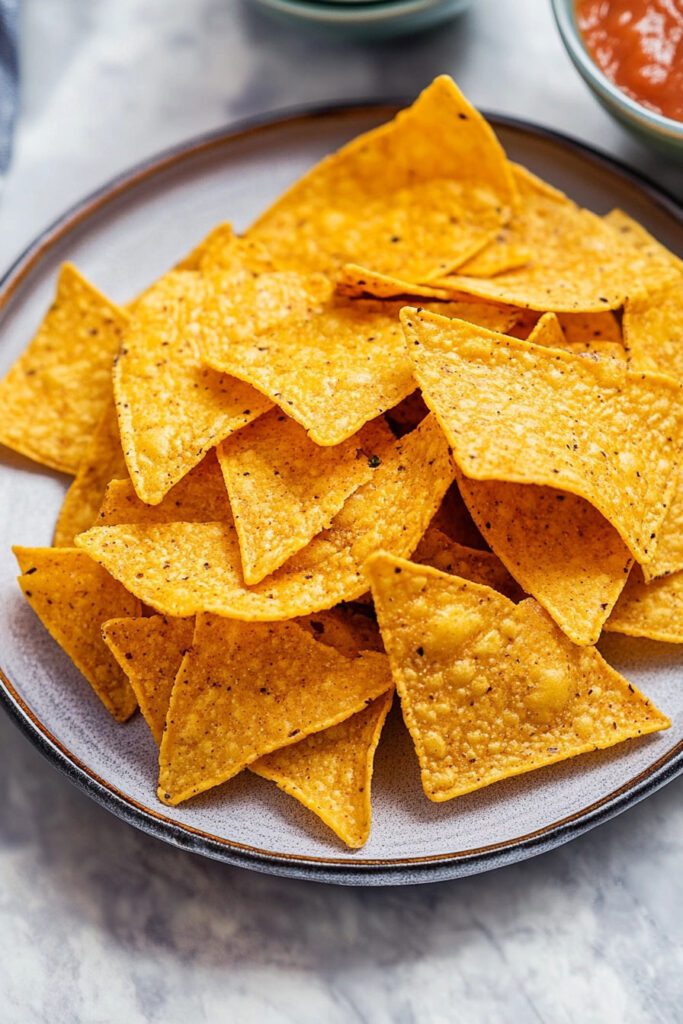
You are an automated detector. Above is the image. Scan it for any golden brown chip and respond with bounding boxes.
[453,242,531,277]
[102,615,194,742]
[605,567,683,643]
[97,451,230,526]
[217,410,395,583]
[433,166,676,311]
[13,547,139,720]
[404,308,682,564]
[76,415,454,619]
[603,208,683,274]
[248,75,517,281]
[367,552,669,801]
[252,689,393,848]
[413,525,524,601]
[429,482,487,549]
[202,294,517,447]
[557,311,622,344]
[336,264,452,300]
[157,614,392,804]
[456,473,633,645]
[0,264,129,474]
[53,398,127,547]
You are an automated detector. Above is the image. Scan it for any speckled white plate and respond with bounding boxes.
[0,105,682,885]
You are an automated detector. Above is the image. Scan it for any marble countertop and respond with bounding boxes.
[1,1,682,1021]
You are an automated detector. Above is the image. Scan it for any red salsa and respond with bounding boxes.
[576,0,683,122]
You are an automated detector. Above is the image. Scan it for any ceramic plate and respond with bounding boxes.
[0,105,682,886]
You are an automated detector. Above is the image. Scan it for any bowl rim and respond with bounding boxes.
[550,0,683,141]
[252,0,465,24]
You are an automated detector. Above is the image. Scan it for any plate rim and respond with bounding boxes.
[1,101,682,886]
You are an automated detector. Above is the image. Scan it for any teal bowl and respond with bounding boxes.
[251,0,473,39]
[551,0,683,159]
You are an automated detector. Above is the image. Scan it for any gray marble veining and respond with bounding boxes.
[1,1,682,1021]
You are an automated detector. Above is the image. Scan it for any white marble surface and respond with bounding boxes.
[1,1,682,1021]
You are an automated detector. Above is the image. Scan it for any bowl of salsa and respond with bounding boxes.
[551,0,683,157]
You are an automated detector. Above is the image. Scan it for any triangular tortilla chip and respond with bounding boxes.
[13,547,139,720]
[603,208,683,275]
[217,410,395,583]
[336,264,452,300]
[97,451,230,526]
[252,689,393,848]
[102,614,194,742]
[0,264,129,473]
[53,398,127,547]
[366,552,669,801]
[114,269,273,504]
[157,614,392,804]
[529,312,626,363]
[428,482,487,549]
[557,311,622,344]
[456,473,633,645]
[413,525,524,601]
[202,294,517,447]
[433,166,677,311]
[605,567,683,643]
[248,75,517,281]
[404,308,682,564]
[76,415,454,619]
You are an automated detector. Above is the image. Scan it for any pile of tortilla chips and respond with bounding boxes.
[3,77,680,849]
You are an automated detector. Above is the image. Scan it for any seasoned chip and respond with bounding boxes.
[176,222,274,276]
[97,451,230,526]
[429,482,487,549]
[203,294,517,447]
[76,416,454,619]
[557,311,622,344]
[336,264,452,300]
[453,242,531,278]
[528,311,625,363]
[603,208,683,274]
[367,552,669,801]
[53,398,127,547]
[404,308,682,564]
[385,390,430,437]
[13,547,139,720]
[248,76,517,281]
[157,615,392,804]
[102,615,194,742]
[456,473,633,645]
[605,567,683,643]
[114,270,273,504]
[217,410,395,583]
[0,264,129,473]
[414,525,524,601]
[433,166,675,311]
[252,689,393,848]
[297,607,384,656]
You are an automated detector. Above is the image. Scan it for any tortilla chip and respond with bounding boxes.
[297,607,384,656]
[176,223,274,276]
[76,415,454,619]
[557,311,622,344]
[114,270,273,504]
[202,294,517,447]
[414,525,524,601]
[13,547,139,721]
[252,689,393,848]
[217,410,395,584]
[454,242,531,278]
[102,615,194,742]
[0,264,129,474]
[429,482,487,549]
[336,264,452,300]
[157,614,393,804]
[385,390,430,437]
[53,399,127,547]
[248,76,517,281]
[456,473,633,645]
[97,451,230,526]
[603,208,683,275]
[605,567,683,643]
[366,552,669,801]
[404,308,682,564]
[433,166,675,311]
[524,312,626,364]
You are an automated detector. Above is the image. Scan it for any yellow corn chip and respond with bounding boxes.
[157,614,393,804]
[429,482,487,549]
[297,607,384,656]
[605,567,683,643]
[413,525,524,601]
[404,309,682,564]
[385,390,430,437]
[248,76,517,281]
[336,264,452,300]
[202,295,517,447]
[114,270,273,504]
[76,415,454,619]
[13,547,139,721]
[0,264,129,474]
[557,311,622,344]
[527,312,626,364]
[102,615,194,743]
[53,399,127,547]
[217,410,395,584]
[97,451,230,526]
[433,166,675,311]
[252,689,393,848]
[454,242,531,278]
[456,473,633,645]
[366,552,669,801]
[603,208,683,275]
[176,223,274,276]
